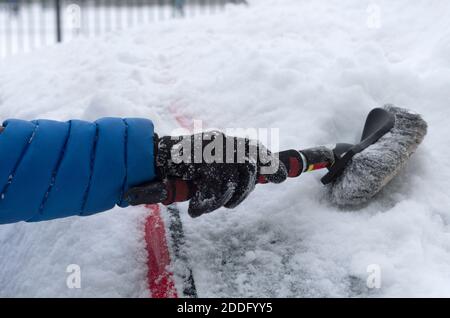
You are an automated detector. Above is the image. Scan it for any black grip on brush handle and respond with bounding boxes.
[126,179,195,206]
[126,148,334,206]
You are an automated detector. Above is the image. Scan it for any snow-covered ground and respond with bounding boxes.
[1,0,450,297]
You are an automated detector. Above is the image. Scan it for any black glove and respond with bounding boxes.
[153,131,287,217]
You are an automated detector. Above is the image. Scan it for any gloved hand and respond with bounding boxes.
[129,131,288,218]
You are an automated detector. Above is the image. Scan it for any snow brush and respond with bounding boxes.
[126,105,427,207]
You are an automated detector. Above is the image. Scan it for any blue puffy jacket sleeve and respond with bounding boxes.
[0,118,156,224]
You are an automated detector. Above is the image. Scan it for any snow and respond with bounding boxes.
[1,0,450,297]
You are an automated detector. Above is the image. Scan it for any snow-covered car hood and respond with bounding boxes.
[1,0,450,297]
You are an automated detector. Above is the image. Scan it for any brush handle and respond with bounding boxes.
[126,148,334,206]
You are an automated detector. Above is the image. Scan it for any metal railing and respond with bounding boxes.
[0,0,247,58]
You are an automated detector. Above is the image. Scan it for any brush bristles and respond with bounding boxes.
[330,105,428,206]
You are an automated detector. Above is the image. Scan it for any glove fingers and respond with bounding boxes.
[253,142,288,184]
[188,167,238,218]
[224,164,256,209]
[260,156,288,184]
